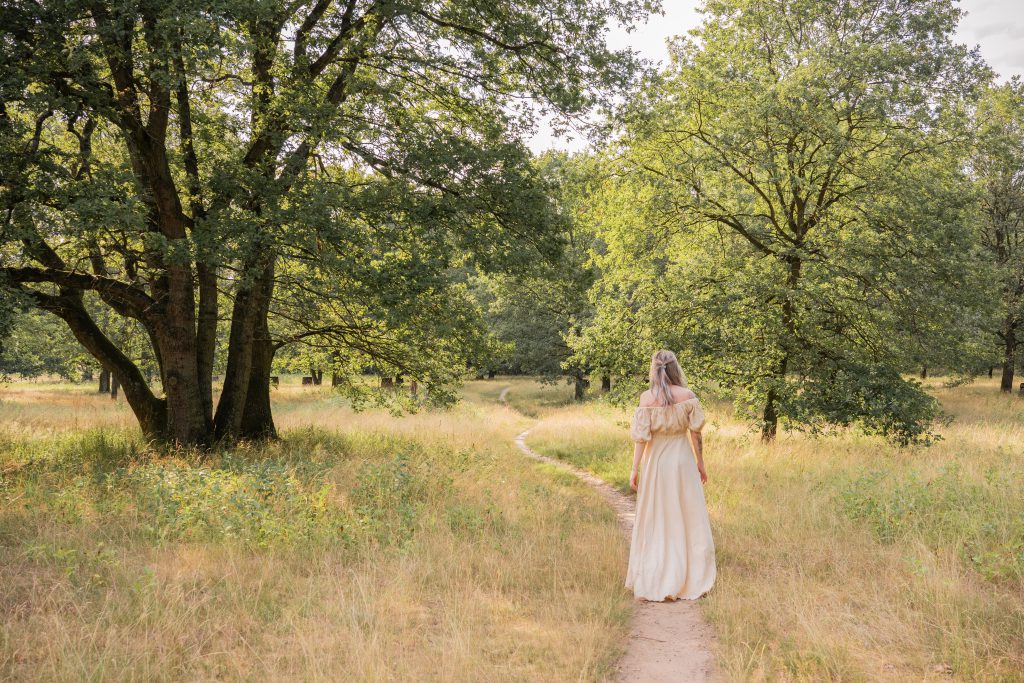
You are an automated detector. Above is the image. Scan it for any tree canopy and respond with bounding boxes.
[572,0,991,444]
[1,0,654,444]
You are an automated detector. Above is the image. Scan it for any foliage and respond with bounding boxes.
[973,78,1024,390]
[573,0,991,443]
[476,152,601,393]
[0,0,654,443]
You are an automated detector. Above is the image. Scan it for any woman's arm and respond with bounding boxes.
[629,440,646,491]
[689,430,707,484]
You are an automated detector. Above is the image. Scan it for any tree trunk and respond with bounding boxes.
[98,369,110,393]
[573,373,588,401]
[331,372,342,387]
[1000,324,1017,392]
[920,366,928,379]
[214,259,274,441]
[238,311,276,440]
[195,262,218,430]
[110,374,120,399]
[763,252,801,443]
[601,375,611,393]
[155,325,208,444]
[989,366,994,378]
[487,369,496,379]
[761,387,779,442]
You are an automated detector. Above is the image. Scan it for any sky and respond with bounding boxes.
[527,0,1024,153]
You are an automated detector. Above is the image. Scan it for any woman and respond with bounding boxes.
[625,349,716,602]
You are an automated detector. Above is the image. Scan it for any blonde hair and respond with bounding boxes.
[649,349,688,406]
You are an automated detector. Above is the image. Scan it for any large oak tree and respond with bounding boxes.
[1,0,651,444]
[974,79,1024,392]
[575,0,989,444]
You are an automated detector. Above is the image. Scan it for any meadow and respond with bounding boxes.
[0,377,629,682]
[1,375,1021,681]
[526,378,1024,682]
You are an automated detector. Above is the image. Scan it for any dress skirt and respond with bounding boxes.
[625,432,716,601]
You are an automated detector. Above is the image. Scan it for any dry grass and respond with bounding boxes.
[525,377,1024,682]
[0,377,630,682]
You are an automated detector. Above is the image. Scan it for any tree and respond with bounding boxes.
[1,0,651,445]
[0,308,92,380]
[974,79,1024,392]
[575,0,989,444]
[478,152,599,399]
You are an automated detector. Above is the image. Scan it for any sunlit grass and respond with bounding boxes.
[6,374,1020,681]
[0,377,631,681]
[523,376,1024,682]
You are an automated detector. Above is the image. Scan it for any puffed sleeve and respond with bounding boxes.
[630,408,651,443]
[686,399,706,432]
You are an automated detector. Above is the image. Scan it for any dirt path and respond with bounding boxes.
[505,388,717,682]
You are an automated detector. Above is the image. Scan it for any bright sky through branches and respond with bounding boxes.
[528,0,1024,153]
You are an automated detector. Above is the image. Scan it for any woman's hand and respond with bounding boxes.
[629,468,639,492]
[697,462,708,484]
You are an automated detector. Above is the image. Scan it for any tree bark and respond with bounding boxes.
[98,368,110,393]
[154,306,208,444]
[761,386,779,442]
[601,375,611,393]
[920,366,928,379]
[195,262,218,429]
[214,259,274,440]
[763,252,801,443]
[1000,323,1017,392]
[110,374,120,399]
[238,311,276,440]
[573,372,588,401]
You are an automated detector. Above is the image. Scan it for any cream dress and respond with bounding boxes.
[625,397,716,601]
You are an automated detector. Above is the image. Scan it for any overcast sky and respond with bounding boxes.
[528,0,1024,153]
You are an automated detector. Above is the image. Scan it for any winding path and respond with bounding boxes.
[502,385,718,682]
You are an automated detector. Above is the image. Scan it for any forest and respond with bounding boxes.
[1,0,1022,680]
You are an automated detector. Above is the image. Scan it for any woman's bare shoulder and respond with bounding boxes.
[637,389,656,407]
[672,386,697,401]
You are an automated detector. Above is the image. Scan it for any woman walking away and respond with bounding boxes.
[625,350,716,602]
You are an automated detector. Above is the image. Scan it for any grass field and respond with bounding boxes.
[526,378,1024,682]
[2,375,1022,681]
[0,376,628,682]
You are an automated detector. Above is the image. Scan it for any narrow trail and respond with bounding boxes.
[502,385,718,683]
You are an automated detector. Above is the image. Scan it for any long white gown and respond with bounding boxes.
[624,397,717,601]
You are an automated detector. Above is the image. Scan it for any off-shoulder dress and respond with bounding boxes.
[625,397,716,601]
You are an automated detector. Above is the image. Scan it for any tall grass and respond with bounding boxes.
[527,378,1024,682]
[0,378,631,681]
